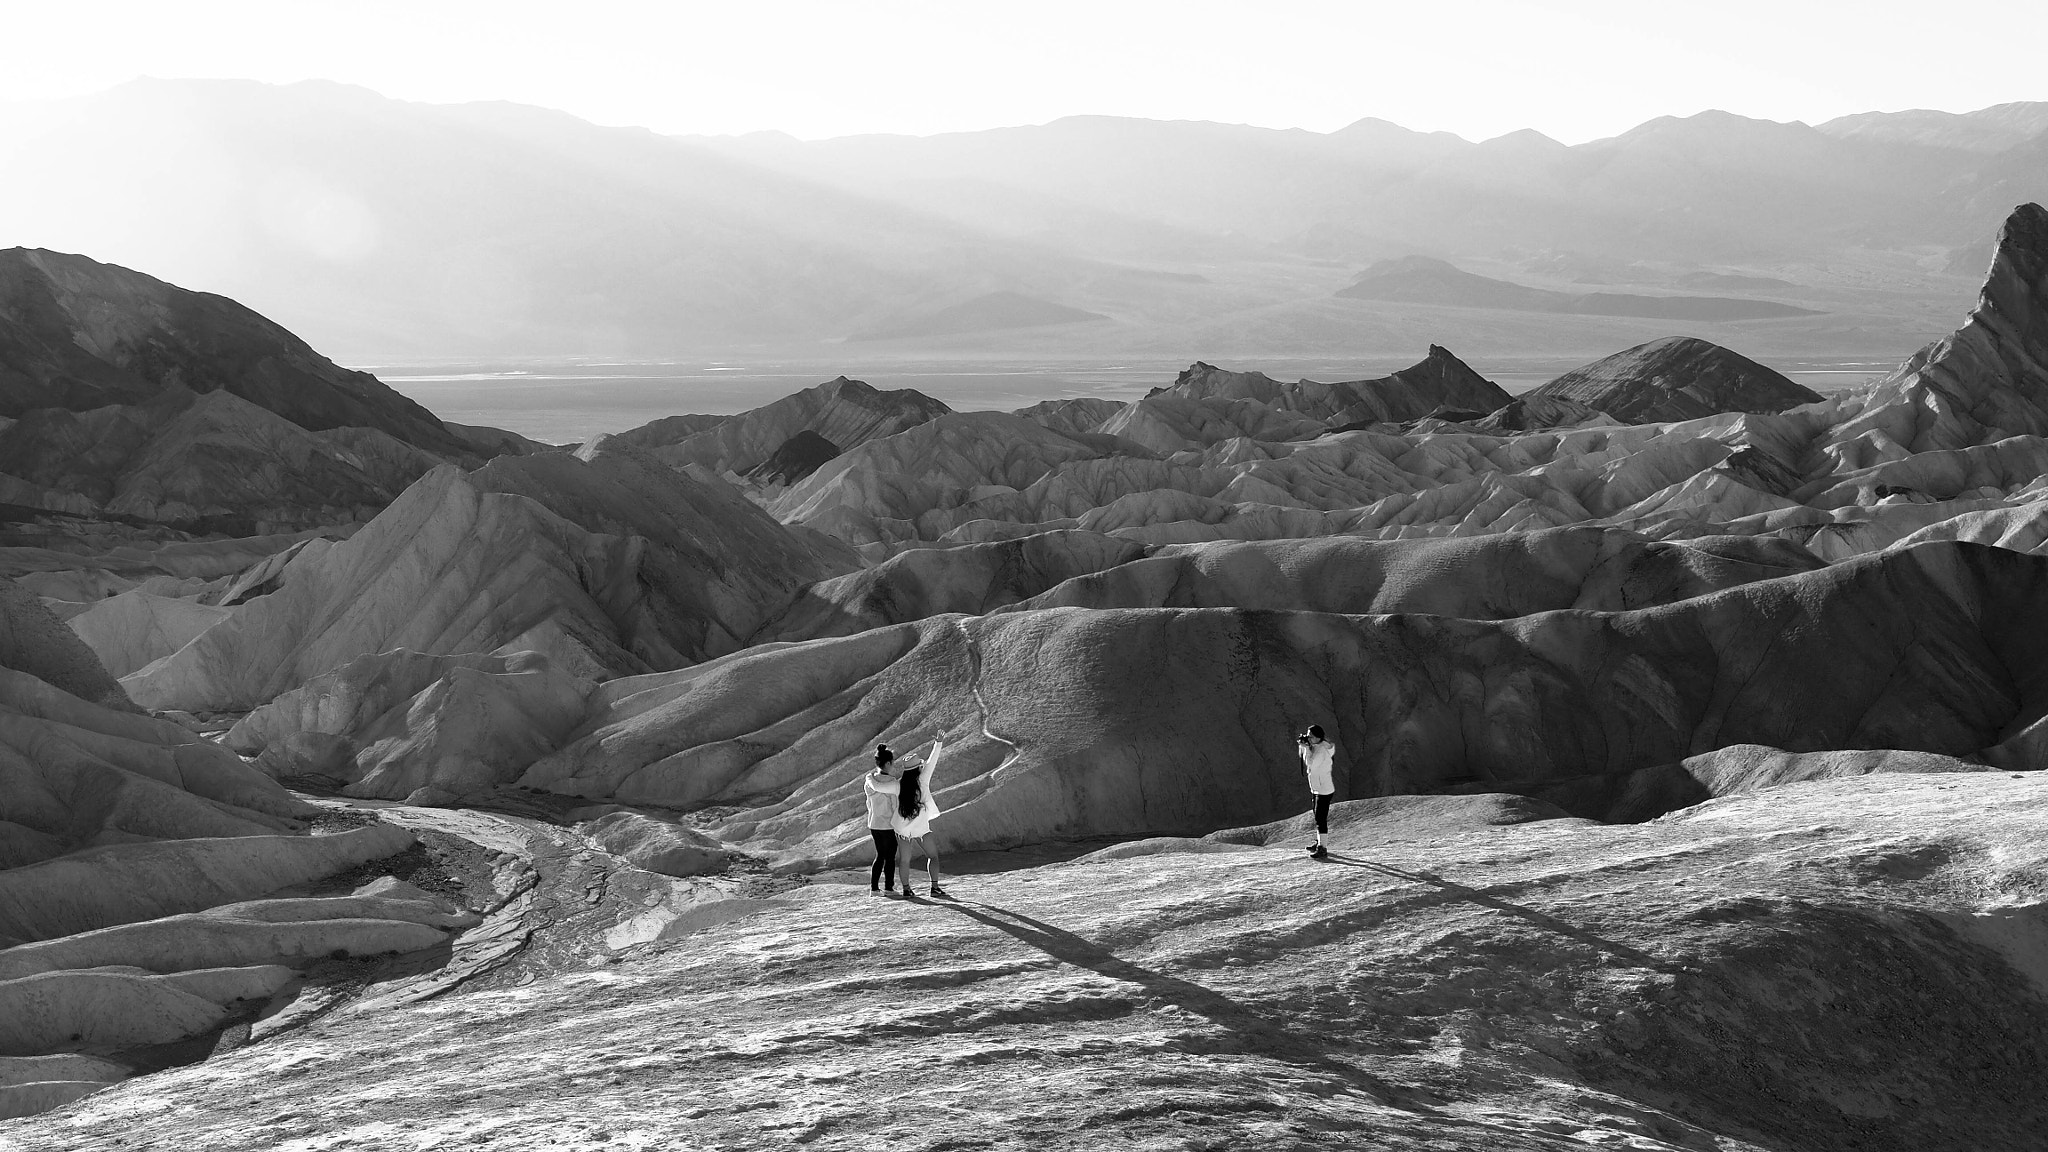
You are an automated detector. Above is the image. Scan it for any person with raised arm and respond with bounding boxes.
[892,738,949,899]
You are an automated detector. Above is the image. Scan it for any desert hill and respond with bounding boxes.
[14,207,2048,1143]
[619,375,951,481]
[0,248,461,453]
[1527,336,1823,423]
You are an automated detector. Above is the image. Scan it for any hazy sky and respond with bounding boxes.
[4,0,2044,143]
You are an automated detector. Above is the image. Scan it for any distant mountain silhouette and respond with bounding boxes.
[1674,271,1800,291]
[849,291,1109,341]
[1817,102,2048,153]
[5,81,2044,360]
[1336,256,1820,321]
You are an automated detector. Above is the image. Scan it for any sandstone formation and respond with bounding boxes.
[120,465,651,710]
[64,591,232,678]
[0,577,480,1113]
[627,376,949,476]
[583,812,732,877]
[1528,336,1824,423]
[769,410,1125,545]
[0,578,132,710]
[1011,397,1124,436]
[470,439,851,661]
[1524,744,1991,823]
[1011,526,1823,617]
[1096,391,1327,452]
[1812,201,2048,456]
[608,412,728,451]
[228,649,595,802]
[751,529,1149,644]
[124,445,846,712]
[1168,345,1514,425]
[521,541,2047,866]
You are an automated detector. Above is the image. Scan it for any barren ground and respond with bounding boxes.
[7,773,2047,1152]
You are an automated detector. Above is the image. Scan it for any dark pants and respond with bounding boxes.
[870,829,899,888]
[1314,794,1331,834]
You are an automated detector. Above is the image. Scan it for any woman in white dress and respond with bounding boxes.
[891,738,949,899]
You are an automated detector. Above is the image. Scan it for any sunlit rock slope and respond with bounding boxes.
[11,773,2045,1151]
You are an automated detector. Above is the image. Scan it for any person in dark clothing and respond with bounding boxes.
[865,744,902,894]
[1296,725,1336,859]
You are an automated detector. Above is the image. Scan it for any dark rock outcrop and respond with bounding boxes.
[0,248,464,454]
[746,430,841,487]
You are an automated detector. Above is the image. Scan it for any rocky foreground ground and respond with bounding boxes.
[8,772,2044,1152]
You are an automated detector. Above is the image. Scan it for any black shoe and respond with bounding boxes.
[928,885,951,899]
[1309,845,1328,859]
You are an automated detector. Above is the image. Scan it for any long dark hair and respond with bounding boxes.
[897,766,923,819]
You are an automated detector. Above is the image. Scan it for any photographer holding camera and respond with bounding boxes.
[1296,725,1337,859]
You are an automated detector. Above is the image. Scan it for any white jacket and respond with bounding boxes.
[1298,739,1336,796]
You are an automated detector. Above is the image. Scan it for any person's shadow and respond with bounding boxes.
[931,899,1432,1109]
[1318,853,1684,976]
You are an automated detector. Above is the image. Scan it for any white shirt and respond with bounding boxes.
[1298,739,1336,796]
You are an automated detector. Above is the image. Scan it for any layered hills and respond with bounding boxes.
[14,205,2048,1144]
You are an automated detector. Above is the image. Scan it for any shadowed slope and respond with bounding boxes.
[0,248,462,453]
[521,540,2048,864]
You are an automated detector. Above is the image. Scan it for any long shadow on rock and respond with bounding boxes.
[1321,855,1684,977]
[933,899,1426,1107]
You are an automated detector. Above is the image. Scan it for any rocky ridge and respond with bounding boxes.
[12,208,2048,1144]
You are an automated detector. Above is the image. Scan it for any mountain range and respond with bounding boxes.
[2,81,2044,362]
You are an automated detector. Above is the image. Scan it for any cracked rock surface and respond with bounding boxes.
[9,773,2046,1152]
